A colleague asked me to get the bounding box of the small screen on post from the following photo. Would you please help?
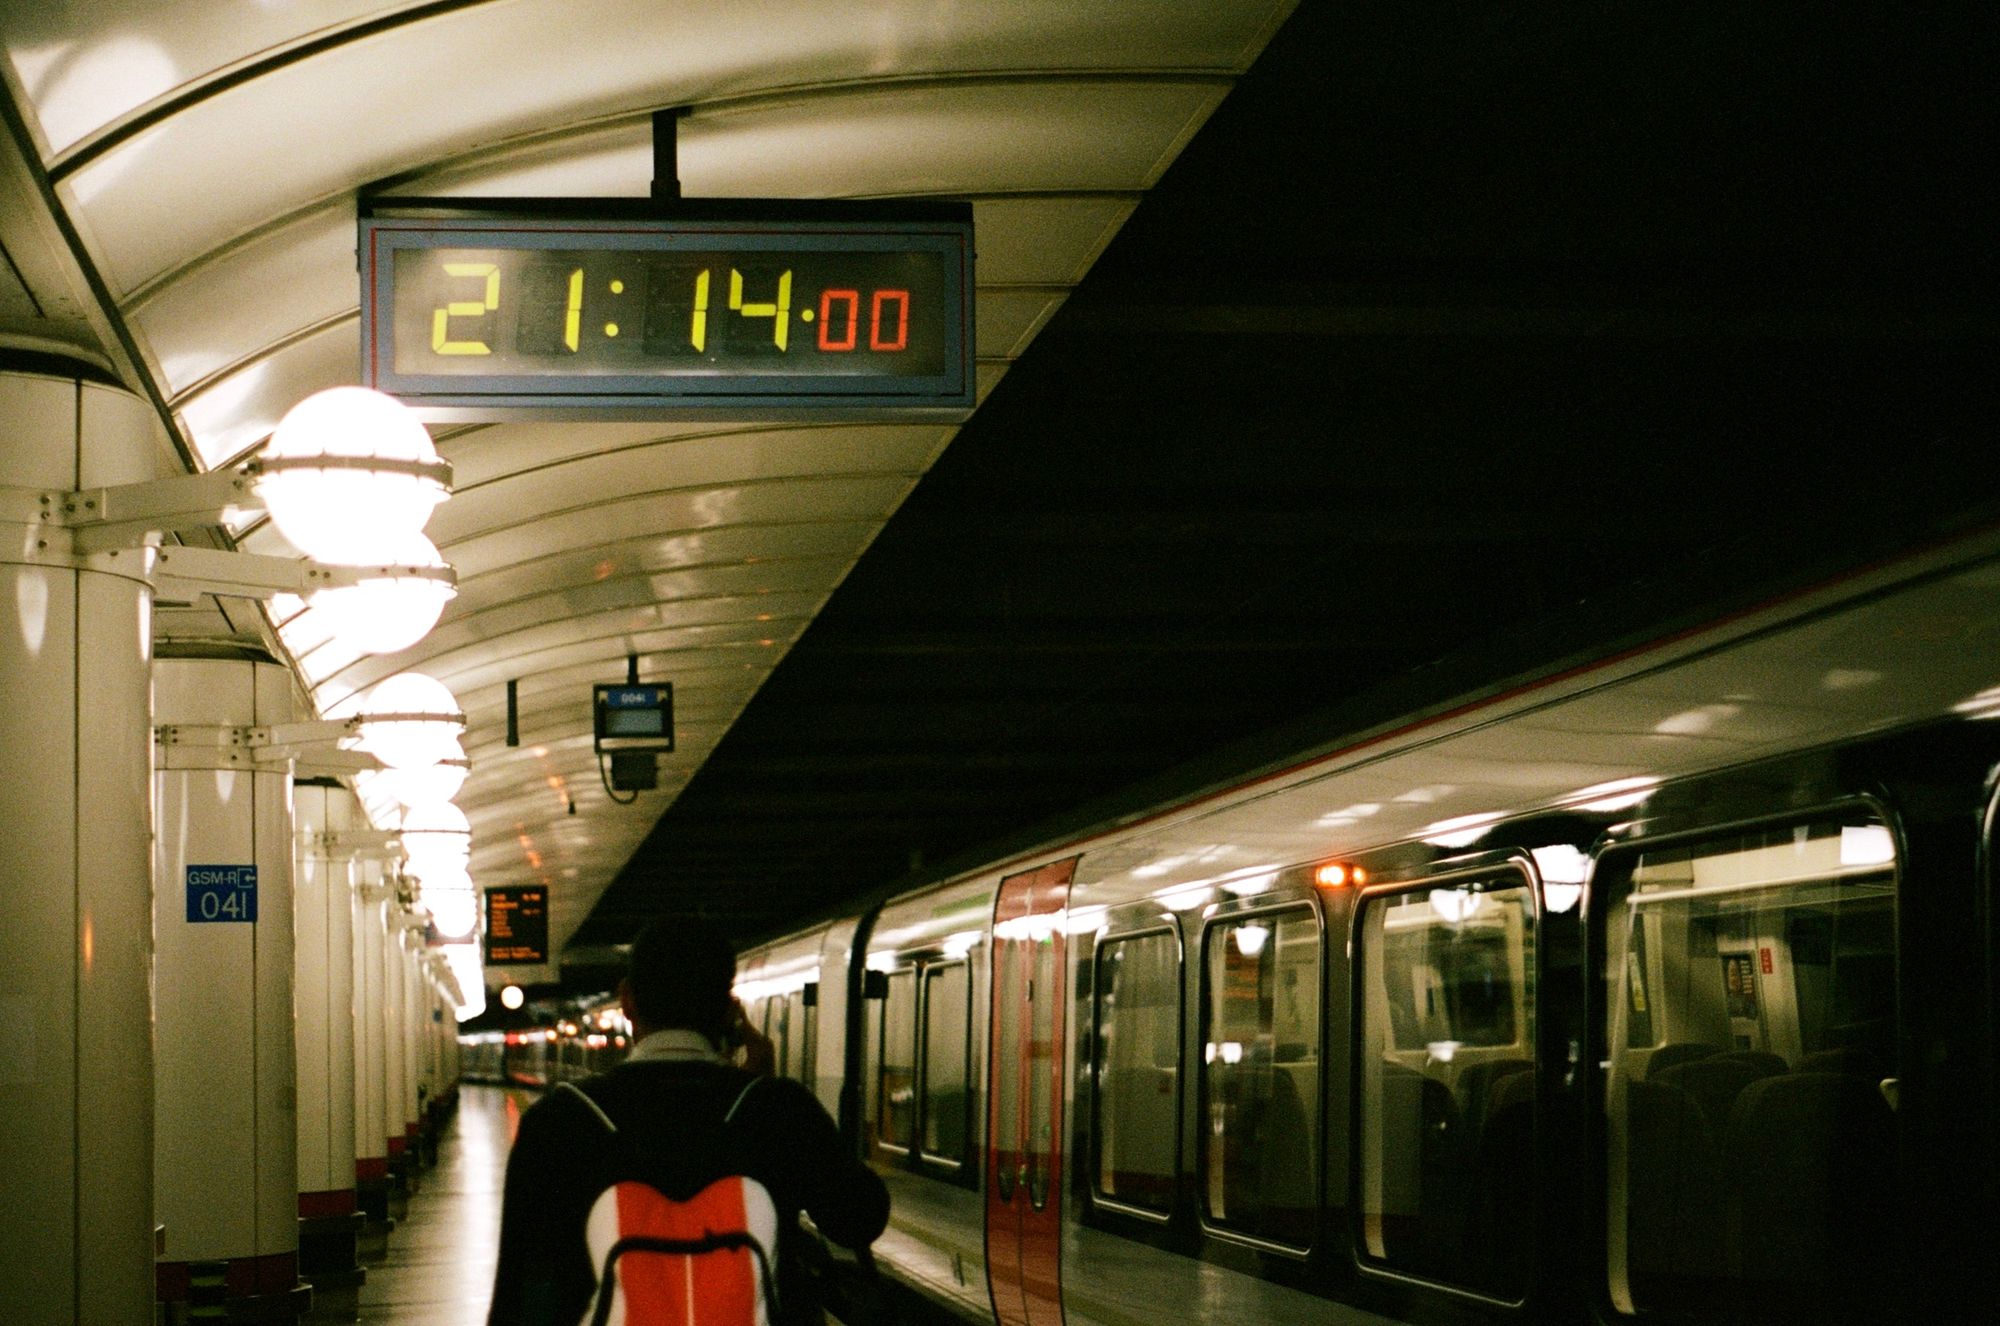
[604,708,665,737]
[594,682,674,753]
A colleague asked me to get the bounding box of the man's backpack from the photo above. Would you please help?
[559,1079,780,1326]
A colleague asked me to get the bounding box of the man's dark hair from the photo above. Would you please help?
[626,916,736,1040]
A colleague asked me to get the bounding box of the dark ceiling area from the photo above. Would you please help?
[561,5,1995,975]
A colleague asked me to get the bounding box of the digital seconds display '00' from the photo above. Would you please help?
[360,200,974,421]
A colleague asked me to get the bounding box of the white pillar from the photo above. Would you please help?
[0,372,158,1324]
[153,655,304,1319]
[352,867,391,1227]
[381,897,412,1197]
[293,781,365,1294]
[398,922,424,1160]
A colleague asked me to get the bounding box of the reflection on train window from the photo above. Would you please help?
[879,969,917,1151]
[993,940,1023,1201]
[1200,909,1320,1248]
[768,993,790,1079]
[1603,818,1898,1317]
[1025,922,1062,1209]
[1094,930,1180,1216]
[792,987,816,1089]
[861,980,882,1141]
[922,962,970,1165]
[1358,875,1536,1300]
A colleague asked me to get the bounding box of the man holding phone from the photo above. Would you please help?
[488,917,889,1325]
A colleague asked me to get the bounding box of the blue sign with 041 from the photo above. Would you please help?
[186,864,258,924]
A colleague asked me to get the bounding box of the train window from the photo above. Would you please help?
[1200,909,1320,1249]
[879,968,918,1151]
[1093,929,1180,1217]
[921,962,971,1165]
[1601,816,1899,1317]
[1357,872,1536,1299]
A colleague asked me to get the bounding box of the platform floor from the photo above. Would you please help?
[354,1084,525,1325]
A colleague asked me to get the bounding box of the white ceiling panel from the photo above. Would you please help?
[970,197,1139,286]
[173,317,355,467]
[438,474,917,578]
[977,289,1068,360]
[377,587,829,673]
[1,1,410,155]
[432,427,945,543]
[445,525,875,613]
[320,617,804,714]
[70,78,1229,294]
[128,199,354,392]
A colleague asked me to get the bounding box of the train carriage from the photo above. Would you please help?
[713,530,2000,1324]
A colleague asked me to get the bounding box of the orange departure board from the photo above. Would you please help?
[484,886,549,965]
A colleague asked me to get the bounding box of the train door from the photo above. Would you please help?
[985,857,1077,1326]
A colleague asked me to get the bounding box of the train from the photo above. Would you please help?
[469,528,2000,1324]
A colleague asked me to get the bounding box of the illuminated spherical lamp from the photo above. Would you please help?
[441,944,486,1022]
[357,672,465,770]
[500,985,526,1011]
[372,736,469,809]
[412,860,474,894]
[401,801,471,871]
[308,530,456,656]
[255,386,449,563]
[426,888,479,941]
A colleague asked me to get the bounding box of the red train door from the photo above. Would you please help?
[985,857,1077,1326]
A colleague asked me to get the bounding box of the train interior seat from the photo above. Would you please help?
[1652,1054,1782,1132]
[1622,1077,1726,1302]
[1724,1071,1894,1298]
[1260,1064,1317,1243]
[1644,1041,1722,1077]
[1462,1070,1536,1298]
[1373,1062,1464,1273]
[1452,1057,1532,1141]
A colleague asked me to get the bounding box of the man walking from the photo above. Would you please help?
[489,918,889,1325]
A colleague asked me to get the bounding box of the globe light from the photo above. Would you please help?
[307,530,456,656]
[400,801,471,871]
[412,860,474,894]
[364,737,469,809]
[426,887,479,941]
[442,944,487,1022]
[255,386,449,564]
[357,672,465,770]
[500,985,525,1011]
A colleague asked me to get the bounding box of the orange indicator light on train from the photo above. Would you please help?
[1315,863,1349,888]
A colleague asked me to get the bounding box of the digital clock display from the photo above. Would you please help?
[360,202,973,420]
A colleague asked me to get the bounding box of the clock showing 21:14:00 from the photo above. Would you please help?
[360,206,974,416]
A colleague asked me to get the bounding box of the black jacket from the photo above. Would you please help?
[488,1058,889,1326]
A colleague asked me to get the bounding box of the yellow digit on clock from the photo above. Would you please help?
[728,268,792,351]
[431,262,499,355]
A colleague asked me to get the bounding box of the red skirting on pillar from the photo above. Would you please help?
[299,1188,357,1220]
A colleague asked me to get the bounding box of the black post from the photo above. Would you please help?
[651,107,690,203]
[627,653,640,685]
[505,678,519,746]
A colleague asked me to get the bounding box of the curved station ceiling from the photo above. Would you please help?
[0,1,1298,988]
